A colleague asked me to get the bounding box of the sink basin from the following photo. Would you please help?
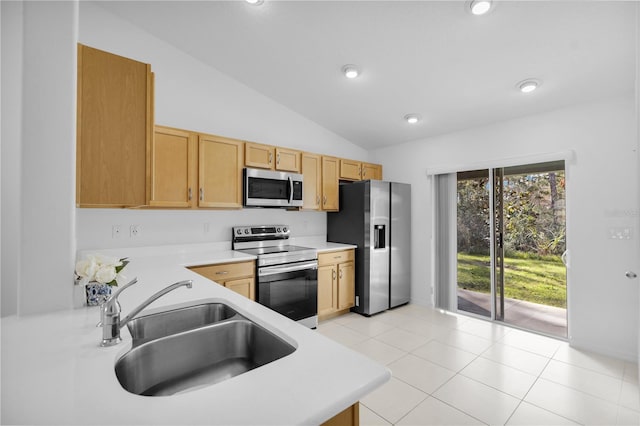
[126,302,239,346]
[115,318,296,396]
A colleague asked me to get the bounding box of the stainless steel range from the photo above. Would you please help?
[232,225,318,328]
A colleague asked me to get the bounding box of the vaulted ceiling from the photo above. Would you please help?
[96,1,637,150]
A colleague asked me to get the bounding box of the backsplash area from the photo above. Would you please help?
[76,208,327,250]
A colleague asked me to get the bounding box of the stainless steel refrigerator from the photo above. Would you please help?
[327,180,411,315]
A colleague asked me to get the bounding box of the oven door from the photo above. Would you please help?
[257,260,318,325]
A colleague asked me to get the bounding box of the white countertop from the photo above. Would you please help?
[1,241,387,425]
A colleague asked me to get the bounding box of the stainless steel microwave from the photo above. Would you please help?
[243,168,303,208]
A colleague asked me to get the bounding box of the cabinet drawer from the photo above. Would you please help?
[318,249,354,266]
[189,260,254,282]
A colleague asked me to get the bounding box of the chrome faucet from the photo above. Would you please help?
[99,278,193,347]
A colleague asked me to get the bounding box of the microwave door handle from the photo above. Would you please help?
[288,176,294,204]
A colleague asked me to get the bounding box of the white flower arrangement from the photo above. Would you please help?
[75,254,129,287]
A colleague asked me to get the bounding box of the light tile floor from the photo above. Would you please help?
[317,304,640,426]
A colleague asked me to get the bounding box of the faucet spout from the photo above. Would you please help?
[120,280,193,328]
[99,279,193,347]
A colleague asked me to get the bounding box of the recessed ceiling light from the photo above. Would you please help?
[469,0,492,15]
[341,65,359,79]
[246,0,264,5]
[404,114,421,124]
[517,79,541,93]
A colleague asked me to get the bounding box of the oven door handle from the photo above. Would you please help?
[259,261,318,277]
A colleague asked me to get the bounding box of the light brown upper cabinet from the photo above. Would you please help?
[362,162,383,180]
[339,159,362,181]
[301,153,322,210]
[199,134,244,208]
[339,159,383,182]
[321,156,340,211]
[245,142,301,172]
[149,126,197,208]
[150,126,243,209]
[76,44,153,208]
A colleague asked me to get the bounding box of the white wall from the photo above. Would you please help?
[77,209,326,250]
[75,2,368,251]
[1,1,24,317]
[373,96,640,360]
[1,1,78,316]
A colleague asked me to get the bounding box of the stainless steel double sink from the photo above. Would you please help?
[114,301,296,396]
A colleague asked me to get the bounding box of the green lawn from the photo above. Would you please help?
[457,252,567,308]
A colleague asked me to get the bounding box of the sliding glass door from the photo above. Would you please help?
[456,170,492,318]
[454,161,567,338]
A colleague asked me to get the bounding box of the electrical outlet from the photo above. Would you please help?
[130,225,141,238]
[112,225,122,239]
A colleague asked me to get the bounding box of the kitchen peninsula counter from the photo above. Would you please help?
[1,242,388,425]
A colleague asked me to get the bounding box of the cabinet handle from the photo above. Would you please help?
[334,255,342,260]
[339,269,343,279]
[332,270,336,280]
[316,195,320,205]
[323,195,327,205]
[362,169,366,177]
[188,187,192,200]
[277,153,280,165]
[199,188,203,201]
[215,271,229,275]
[269,152,273,164]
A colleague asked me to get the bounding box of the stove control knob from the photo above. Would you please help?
[283,227,287,233]
[276,227,281,232]
[236,229,242,235]
[244,229,249,234]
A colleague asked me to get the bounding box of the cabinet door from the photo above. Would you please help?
[337,261,355,310]
[318,264,337,316]
[339,159,362,181]
[275,148,300,172]
[245,142,274,169]
[321,156,339,211]
[362,163,382,181]
[225,277,255,301]
[301,153,322,210]
[149,126,196,207]
[198,135,244,208]
[76,44,152,207]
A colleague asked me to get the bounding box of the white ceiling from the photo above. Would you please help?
[96,1,637,150]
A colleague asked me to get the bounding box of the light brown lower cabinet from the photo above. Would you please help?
[188,260,255,300]
[322,403,360,426]
[318,249,355,320]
